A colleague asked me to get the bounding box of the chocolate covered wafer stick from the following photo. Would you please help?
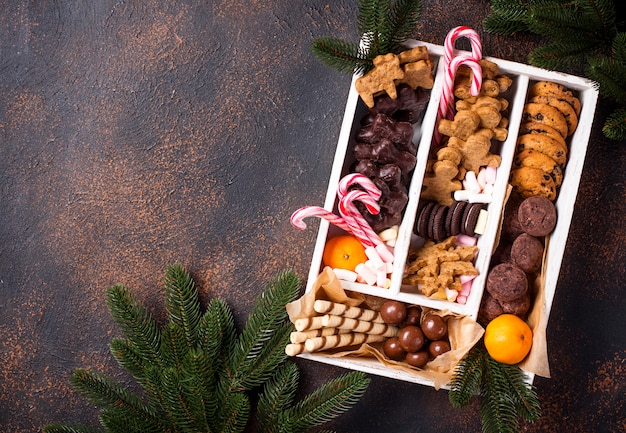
[321,314,399,336]
[285,343,306,357]
[294,315,327,332]
[290,327,349,344]
[313,299,384,323]
[304,332,386,352]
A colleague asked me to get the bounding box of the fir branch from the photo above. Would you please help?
[483,11,530,35]
[227,270,301,390]
[164,263,201,350]
[160,367,208,433]
[105,284,164,369]
[387,0,422,53]
[528,39,600,70]
[257,361,300,433]
[97,407,163,433]
[161,322,190,372]
[311,37,372,75]
[109,337,146,384]
[198,297,237,363]
[70,369,163,431]
[279,371,370,432]
[180,348,218,423]
[215,392,251,433]
[43,424,102,433]
[612,32,626,63]
[602,107,626,140]
[357,0,390,54]
[480,356,521,433]
[448,343,486,408]
[587,54,626,104]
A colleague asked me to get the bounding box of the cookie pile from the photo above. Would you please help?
[510,81,581,201]
[479,194,557,324]
[422,59,513,207]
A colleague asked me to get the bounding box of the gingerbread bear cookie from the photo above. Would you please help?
[448,128,502,174]
[355,53,405,108]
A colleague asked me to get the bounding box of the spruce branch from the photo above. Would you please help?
[602,107,626,140]
[312,0,423,75]
[164,263,201,350]
[448,343,486,408]
[46,267,367,433]
[105,284,164,369]
[257,362,301,433]
[279,371,370,432]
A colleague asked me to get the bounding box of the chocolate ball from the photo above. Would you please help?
[421,314,447,340]
[510,233,544,273]
[487,262,528,302]
[383,337,406,361]
[398,326,425,353]
[380,300,407,325]
[403,306,422,327]
[428,340,451,358]
[405,350,430,368]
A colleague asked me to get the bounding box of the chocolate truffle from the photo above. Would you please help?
[487,262,528,302]
[500,292,532,318]
[517,196,557,237]
[478,292,505,324]
[511,233,545,273]
[501,193,525,241]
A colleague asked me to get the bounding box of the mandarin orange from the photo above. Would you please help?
[484,314,533,365]
[322,234,368,272]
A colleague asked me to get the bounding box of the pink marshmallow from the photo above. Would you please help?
[477,168,487,189]
[460,280,473,296]
[456,233,477,246]
[459,274,477,284]
[456,295,467,304]
[375,243,395,263]
[485,165,497,184]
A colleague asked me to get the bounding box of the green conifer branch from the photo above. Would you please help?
[602,107,626,139]
[280,371,370,432]
[105,284,164,369]
[387,0,423,52]
[448,343,486,408]
[45,267,368,433]
[164,263,201,350]
[311,37,372,75]
[257,361,300,433]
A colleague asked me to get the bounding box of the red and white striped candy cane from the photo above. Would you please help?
[290,206,352,232]
[439,55,483,121]
[338,189,383,247]
[337,173,382,201]
[444,26,482,66]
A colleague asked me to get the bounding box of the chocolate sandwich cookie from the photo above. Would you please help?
[510,233,545,273]
[432,204,448,242]
[517,196,557,237]
[463,203,483,237]
[445,201,460,235]
[415,201,436,238]
[451,200,468,236]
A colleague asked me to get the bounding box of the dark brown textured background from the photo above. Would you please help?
[1,0,624,432]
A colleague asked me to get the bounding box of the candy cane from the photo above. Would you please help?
[444,26,482,66]
[290,206,352,232]
[338,189,383,247]
[440,55,482,120]
[337,173,382,201]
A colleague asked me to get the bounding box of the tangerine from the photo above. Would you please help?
[322,234,368,272]
[484,314,533,365]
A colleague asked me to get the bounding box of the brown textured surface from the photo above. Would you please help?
[1,0,624,432]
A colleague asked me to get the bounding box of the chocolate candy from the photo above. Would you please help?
[380,300,407,325]
[383,337,406,361]
[421,314,447,341]
[398,326,425,353]
[428,340,451,358]
[405,350,430,368]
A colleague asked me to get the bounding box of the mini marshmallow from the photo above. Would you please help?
[467,193,492,204]
[459,274,477,284]
[376,269,387,287]
[477,167,487,189]
[378,225,398,242]
[482,182,494,196]
[460,280,473,296]
[453,189,472,201]
[473,209,489,235]
[355,263,377,286]
[445,287,459,302]
[365,246,385,269]
[333,268,357,282]
[375,243,395,263]
[456,295,467,304]
[456,233,477,246]
[463,171,481,193]
[485,165,497,184]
